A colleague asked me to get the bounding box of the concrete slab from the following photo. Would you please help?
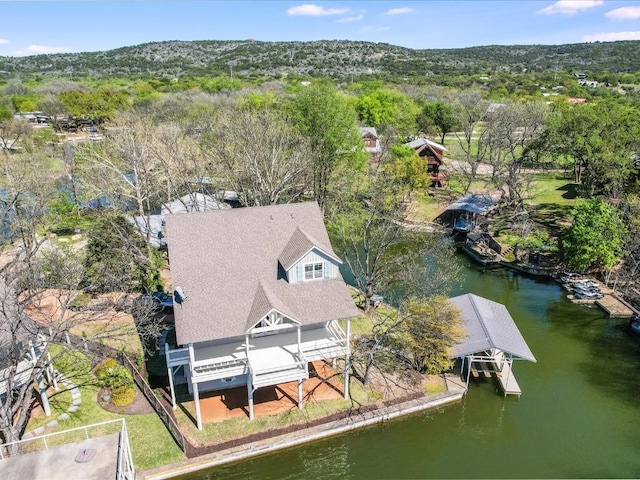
[0,433,119,480]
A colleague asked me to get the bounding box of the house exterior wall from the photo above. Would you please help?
[287,248,340,284]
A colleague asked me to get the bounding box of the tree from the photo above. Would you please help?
[327,170,461,312]
[200,106,312,206]
[59,88,129,122]
[562,198,627,272]
[292,82,365,209]
[481,101,548,209]
[83,214,162,293]
[396,296,464,374]
[541,101,640,198]
[417,101,456,145]
[356,88,419,138]
[384,144,431,202]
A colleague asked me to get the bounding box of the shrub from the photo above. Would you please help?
[96,360,134,390]
[111,385,136,407]
[94,358,118,376]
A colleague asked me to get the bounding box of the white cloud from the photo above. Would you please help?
[537,0,603,15]
[287,4,350,16]
[0,38,9,45]
[583,31,640,41]
[359,25,390,33]
[14,45,72,56]
[605,6,640,20]
[382,7,414,16]
[337,13,364,23]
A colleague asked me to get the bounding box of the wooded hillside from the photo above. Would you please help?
[1,39,639,79]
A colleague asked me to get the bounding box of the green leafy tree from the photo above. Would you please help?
[356,88,419,137]
[417,101,456,145]
[396,296,464,374]
[60,88,130,122]
[562,198,626,272]
[384,144,430,202]
[84,214,162,293]
[292,81,365,209]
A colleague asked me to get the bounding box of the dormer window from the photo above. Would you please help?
[304,261,324,281]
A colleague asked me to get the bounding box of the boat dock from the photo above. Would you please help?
[495,361,521,397]
[596,292,638,318]
[469,359,522,398]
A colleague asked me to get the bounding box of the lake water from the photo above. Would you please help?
[178,258,640,479]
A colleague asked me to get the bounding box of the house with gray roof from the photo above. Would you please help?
[164,202,360,428]
[405,137,449,187]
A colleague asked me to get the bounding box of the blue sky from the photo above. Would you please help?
[1,1,640,57]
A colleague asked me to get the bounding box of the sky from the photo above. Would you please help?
[1,0,640,57]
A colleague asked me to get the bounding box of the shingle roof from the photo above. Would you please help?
[278,227,340,272]
[449,293,536,362]
[165,202,360,345]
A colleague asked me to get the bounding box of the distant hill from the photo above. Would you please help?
[1,39,639,79]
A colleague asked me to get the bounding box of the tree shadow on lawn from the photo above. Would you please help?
[556,183,579,200]
[529,203,574,238]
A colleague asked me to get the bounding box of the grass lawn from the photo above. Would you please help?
[24,345,185,471]
[527,173,579,206]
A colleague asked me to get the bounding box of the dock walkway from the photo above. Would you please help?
[495,361,521,397]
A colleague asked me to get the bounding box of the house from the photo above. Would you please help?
[405,137,448,187]
[128,193,232,248]
[360,127,382,163]
[0,280,56,420]
[164,202,360,429]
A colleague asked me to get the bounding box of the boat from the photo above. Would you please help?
[630,315,640,336]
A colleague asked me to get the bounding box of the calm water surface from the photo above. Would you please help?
[178,259,640,479]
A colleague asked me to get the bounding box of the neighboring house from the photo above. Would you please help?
[405,137,448,187]
[578,80,598,88]
[160,192,230,215]
[164,202,360,429]
[360,127,382,163]
[0,280,55,419]
[128,193,232,248]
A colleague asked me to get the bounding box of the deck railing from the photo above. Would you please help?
[0,419,135,480]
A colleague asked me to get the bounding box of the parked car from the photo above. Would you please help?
[134,291,174,313]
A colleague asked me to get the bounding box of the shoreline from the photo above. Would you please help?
[139,387,465,479]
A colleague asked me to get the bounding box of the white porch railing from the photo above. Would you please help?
[0,418,135,480]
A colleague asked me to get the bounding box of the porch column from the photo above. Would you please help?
[37,373,51,417]
[47,352,58,391]
[297,379,303,410]
[247,375,254,420]
[193,380,203,430]
[167,367,177,409]
[344,318,351,399]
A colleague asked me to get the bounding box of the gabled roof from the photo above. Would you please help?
[445,194,498,215]
[161,192,230,215]
[246,283,299,331]
[278,227,341,272]
[406,137,448,154]
[360,127,379,138]
[449,293,536,362]
[165,202,360,345]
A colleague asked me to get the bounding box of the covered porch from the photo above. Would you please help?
[166,320,351,429]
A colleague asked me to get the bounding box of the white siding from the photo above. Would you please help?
[287,248,340,284]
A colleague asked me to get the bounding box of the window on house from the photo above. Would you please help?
[304,262,324,280]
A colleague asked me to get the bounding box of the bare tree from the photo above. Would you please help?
[201,107,312,206]
[481,101,548,209]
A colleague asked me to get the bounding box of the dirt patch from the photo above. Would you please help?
[98,385,154,415]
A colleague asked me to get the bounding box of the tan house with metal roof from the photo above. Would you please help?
[164,202,360,429]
